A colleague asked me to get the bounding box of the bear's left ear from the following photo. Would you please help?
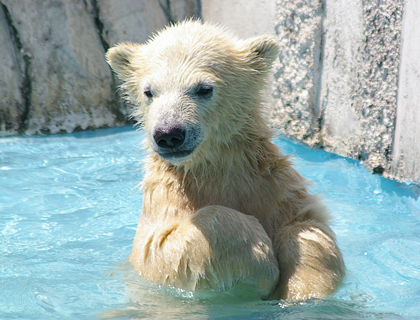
[243,35,279,72]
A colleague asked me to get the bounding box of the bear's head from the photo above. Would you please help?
[106,20,279,166]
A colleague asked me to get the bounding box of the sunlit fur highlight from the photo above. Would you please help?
[106,20,344,300]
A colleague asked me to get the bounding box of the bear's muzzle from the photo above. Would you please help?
[151,125,203,163]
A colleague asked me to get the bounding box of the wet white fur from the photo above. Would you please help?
[106,20,344,300]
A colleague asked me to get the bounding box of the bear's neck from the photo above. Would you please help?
[142,128,281,216]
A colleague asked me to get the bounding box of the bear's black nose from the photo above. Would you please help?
[153,128,185,149]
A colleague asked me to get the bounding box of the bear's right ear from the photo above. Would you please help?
[243,35,279,73]
[106,43,141,80]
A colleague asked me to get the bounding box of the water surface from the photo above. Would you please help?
[1,127,419,319]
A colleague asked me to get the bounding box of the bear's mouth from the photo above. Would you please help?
[156,148,197,165]
[158,149,194,160]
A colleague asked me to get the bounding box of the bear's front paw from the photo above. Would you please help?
[131,219,212,291]
[130,206,280,298]
[192,205,280,298]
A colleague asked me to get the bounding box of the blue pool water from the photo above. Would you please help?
[1,126,420,320]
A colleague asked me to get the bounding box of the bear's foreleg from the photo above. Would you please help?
[270,220,345,300]
[130,205,280,298]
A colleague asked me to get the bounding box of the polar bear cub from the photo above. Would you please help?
[106,20,344,300]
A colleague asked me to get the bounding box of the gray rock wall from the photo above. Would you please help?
[391,0,420,183]
[317,0,403,178]
[0,0,200,136]
[269,0,404,178]
[204,0,420,184]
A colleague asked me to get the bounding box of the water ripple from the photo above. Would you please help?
[0,127,419,319]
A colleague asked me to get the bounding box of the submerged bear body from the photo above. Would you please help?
[106,20,344,300]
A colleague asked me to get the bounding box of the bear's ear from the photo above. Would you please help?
[106,43,142,80]
[243,35,279,72]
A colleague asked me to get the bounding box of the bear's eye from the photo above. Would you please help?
[144,89,153,99]
[195,84,213,98]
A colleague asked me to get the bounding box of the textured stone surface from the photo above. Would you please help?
[391,0,420,183]
[318,0,364,155]
[4,0,120,135]
[0,4,25,135]
[271,0,323,146]
[272,0,404,179]
[0,0,198,136]
[167,0,202,23]
[350,0,402,175]
[202,0,275,38]
[317,0,403,176]
[97,0,168,47]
